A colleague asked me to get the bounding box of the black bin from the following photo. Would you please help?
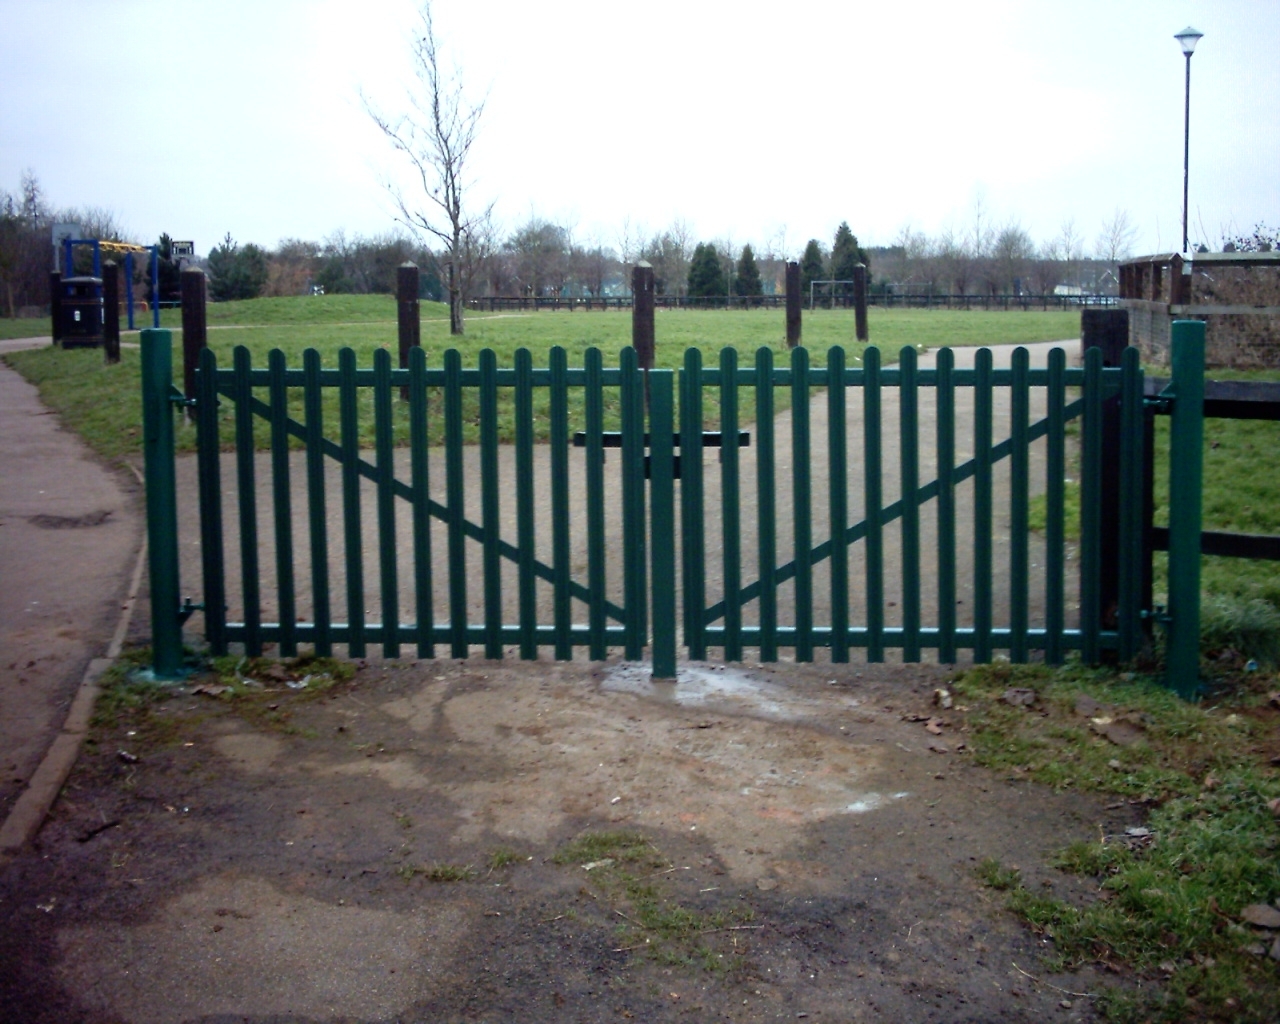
[61,276,104,348]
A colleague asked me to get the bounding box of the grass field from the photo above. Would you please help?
[2,298,1079,463]
[0,317,50,340]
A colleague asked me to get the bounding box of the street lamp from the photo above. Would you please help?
[1174,26,1203,253]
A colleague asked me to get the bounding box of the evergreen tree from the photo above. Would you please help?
[686,242,727,298]
[830,221,870,297]
[207,233,268,301]
[734,244,762,297]
[800,239,826,300]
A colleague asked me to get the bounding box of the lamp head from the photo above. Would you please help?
[1175,26,1203,56]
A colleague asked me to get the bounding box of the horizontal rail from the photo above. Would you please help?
[222,622,628,646]
[1145,376,1280,420]
[210,363,1118,390]
[573,430,750,449]
[1149,526,1280,561]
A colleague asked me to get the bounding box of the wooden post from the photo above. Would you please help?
[397,262,420,400]
[180,267,208,412]
[102,260,120,364]
[853,263,869,341]
[785,261,801,348]
[50,271,61,346]
[1082,307,1129,645]
[632,260,655,368]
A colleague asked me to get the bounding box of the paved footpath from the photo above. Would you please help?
[0,338,142,827]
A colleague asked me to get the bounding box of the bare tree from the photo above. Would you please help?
[1095,208,1139,263]
[365,1,488,334]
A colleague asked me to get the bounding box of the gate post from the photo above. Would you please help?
[785,261,801,347]
[181,267,207,419]
[141,328,184,678]
[632,262,655,406]
[853,263,869,341]
[649,369,677,679]
[1082,307,1128,648]
[397,262,420,401]
[1165,320,1205,698]
[50,271,62,346]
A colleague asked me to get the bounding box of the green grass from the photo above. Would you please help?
[960,662,1280,1022]
[552,830,754,971]
[0,317,50,340]
[2,301,1077,466]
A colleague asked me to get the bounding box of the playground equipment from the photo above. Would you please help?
[60,237,160,330]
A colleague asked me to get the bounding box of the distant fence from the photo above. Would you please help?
[467,293,1117,313]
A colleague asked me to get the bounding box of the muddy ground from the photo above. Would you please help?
[0,656,1139,1024]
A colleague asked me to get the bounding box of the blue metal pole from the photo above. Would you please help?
[151,246,160,328]
[125,252,135,330]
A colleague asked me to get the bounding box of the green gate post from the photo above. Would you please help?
[140,328,184,678]
[1165,320,1205,698]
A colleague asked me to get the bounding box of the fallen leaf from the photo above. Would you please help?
[927,740,949,754]
[925,718,945,735]
[934,688,952,709]
[1266,798,1280,818]
[1202,774,1220,790]
[1268,692,1280,711]
[192,684,229,697]
[1091,718,1145,747]
[756,877,778,891]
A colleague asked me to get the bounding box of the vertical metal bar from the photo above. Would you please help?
[1117,347,1144,661]
[828,346,850,662]
[196,347,227,656]
[444,348,467,658]
[338,347,365,658]
[268,349,297,657]
[620,346,647,660]
[549,347,572,659]
[863,346,883,662]
[756,347,778,662]
[650,369,677,678]
[1009,346,1029,662]
[680,349,706,660]
[479,348,502,659]
[936,347,956,663]
[303,350,331,656]
[373,348,399,657]
[408,346,433,658]
[1079,346,1102,664]
[792,345,813,662]
[1166,320,1205,698]
[585,348,607,660]
[899,346,921,662]
[141,329,183,676]
[720,347,742,661]
[234,345,262,656]
[974,347,993,663]
[515,348,537,659]
[1045,347,1066,664]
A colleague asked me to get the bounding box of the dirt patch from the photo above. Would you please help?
[0,657,1127,1022]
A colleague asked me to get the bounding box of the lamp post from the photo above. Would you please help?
[1175,26,1203,253]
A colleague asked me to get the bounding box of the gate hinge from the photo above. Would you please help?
[1141,605,1171,626]
[178,597,203,625]
[1144,382,1175,414]
[169,386,196,408]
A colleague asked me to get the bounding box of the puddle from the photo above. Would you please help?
[601,661,864,722]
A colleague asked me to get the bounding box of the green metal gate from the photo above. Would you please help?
[140,324,1208,693]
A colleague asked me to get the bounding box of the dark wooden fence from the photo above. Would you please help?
[467,293,1116,313]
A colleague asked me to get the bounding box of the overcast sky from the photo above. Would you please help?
[2,0,1276,259]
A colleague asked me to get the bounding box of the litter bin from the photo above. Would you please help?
[61,275,104,348]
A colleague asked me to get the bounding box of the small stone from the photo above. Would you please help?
[1074,694,1104,718]
[756,878,778,891]
[1059,999,1073,1009]
[1240,903,1280,929]
[934,688,952,709]
[1108,759,1122,770]
[1002,688,1036,707]
[1271,936,1280,962]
